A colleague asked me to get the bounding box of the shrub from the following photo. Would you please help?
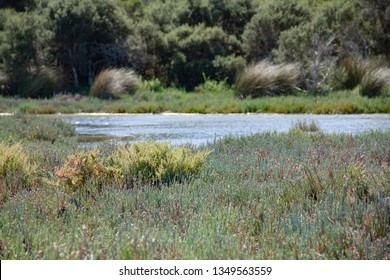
[212,55,246,84]
[111,142,211,186]
[54,143,211,191]
[235,61,300,98]
[195,77,230,94]
[89,68,139,99]
[55,150,121,192]
[140,78,164,92]
[0,143,35,188]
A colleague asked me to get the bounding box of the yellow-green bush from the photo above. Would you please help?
[111,142,211,186]
[54,143,211,191]
[0,143,35,187]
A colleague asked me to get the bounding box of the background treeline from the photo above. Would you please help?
[0,0,390,98]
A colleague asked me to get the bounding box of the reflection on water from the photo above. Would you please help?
[61,113,390,146]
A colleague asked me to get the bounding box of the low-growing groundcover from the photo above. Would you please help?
[0,115,389,259]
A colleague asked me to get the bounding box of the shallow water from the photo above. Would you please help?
[61,113,390,146]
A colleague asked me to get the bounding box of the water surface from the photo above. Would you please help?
[61,113,390,146]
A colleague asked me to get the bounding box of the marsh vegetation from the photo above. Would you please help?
[0,115,388,259]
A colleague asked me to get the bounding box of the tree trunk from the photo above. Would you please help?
[71,65,79,88]
[67,48,79,87]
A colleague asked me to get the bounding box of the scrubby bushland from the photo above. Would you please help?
[242,0,311,61]
[1,0,390,96]
[36,0,132,87]
[273,0,376,92]
[89,68,139,99]
[165,24,243,90]
[235,61,300,98]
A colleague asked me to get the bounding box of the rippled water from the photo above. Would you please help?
[61,113,390,146]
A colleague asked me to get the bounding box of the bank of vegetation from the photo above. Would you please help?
[0,0,389,113]
[0,115,389,259]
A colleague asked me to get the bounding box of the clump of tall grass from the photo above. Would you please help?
[361,68,390,97]
[89,68,140,99]
[235,60,300,98]
[290,120,321,133]
[139,78,164,92]
[333,57,390,97]
[10,68,63,98]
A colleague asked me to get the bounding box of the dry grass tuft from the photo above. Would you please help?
[334,57,390,97]
[89,68,139,99]
[235,60,300,98]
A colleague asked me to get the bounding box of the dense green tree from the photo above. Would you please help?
[0,9,41,77]
[36,0,132,87]
[0,0,35,11]
[166,24,243,89]
[273,0,375,91]
[362,0,390,57]
[242,0,311,62]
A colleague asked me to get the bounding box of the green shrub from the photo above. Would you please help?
[195,78,230,94]
[235,61,300,98]
[111,142,211,186]
[89,68,139,99]
[212,55,246,84]
[140,78,164,92]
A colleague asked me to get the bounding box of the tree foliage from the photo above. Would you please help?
[36,0,132,87]
[0,0,389,97]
